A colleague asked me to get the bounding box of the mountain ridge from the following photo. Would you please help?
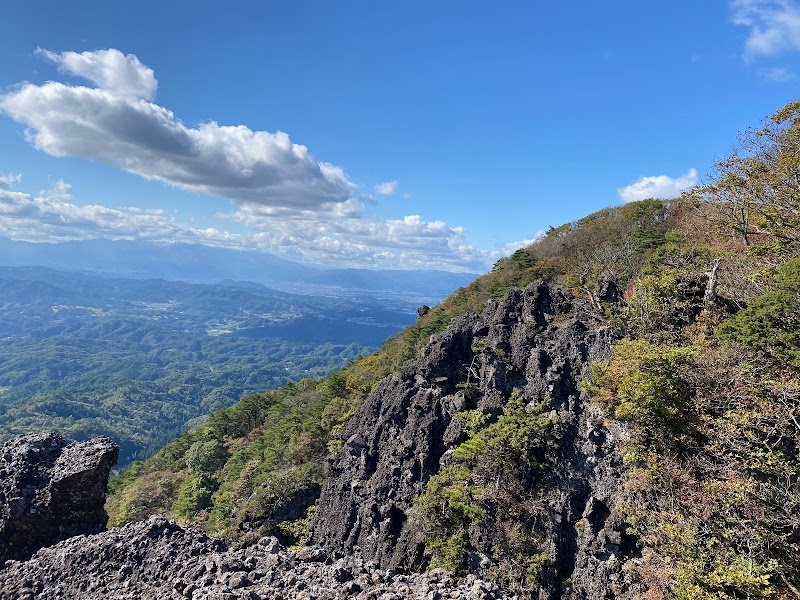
[4,103,800,598]
[0,236,479,297]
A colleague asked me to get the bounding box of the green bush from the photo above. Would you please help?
[415,392,555,586]
[173,473,219,522]
[717,257,800,368]
[185,439,228,473]
[583,339,697,448]
[415,464,483,575]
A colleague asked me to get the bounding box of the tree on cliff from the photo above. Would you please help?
[700,101,800,247]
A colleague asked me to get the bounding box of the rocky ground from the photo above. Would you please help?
[0,516,507,600]
[0,422,505,600]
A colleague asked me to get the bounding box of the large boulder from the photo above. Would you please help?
[0,432,119,564]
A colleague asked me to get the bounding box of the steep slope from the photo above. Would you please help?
[308,282,641,598]
[101,101,800,600]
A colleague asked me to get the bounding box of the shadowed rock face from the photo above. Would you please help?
[0,432,119,564]
[308,282,643,599]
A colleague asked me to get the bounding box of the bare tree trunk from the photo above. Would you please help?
[741,206,750,245]
[582,287,602,312]
[703,259,720,306]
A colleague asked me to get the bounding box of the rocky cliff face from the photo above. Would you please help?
[0,432,118,564]
[309,282,643,598]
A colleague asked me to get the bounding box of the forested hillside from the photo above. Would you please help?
[0,270,418,464]
[108,103,800,598]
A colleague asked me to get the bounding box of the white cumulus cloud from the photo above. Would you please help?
[0,49,355,215]
[36,48,158,100]
[617,168,698,203]
[0,174,22,189]
[0,178,499,272]
[225,206,495,271]
[731,0,800,57]
[0,184,186,243]
[374,180,399,196]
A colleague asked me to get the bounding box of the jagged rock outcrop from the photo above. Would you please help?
[309,282,644,598]
[0,432,119,565]
[0,516,507,600]
[0,434,503,599]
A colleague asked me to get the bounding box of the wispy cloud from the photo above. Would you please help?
[0,174,22,189]
[374,180,399,196]
[760,65,795,79]
[617,168,697,203]
[731,0,800,57]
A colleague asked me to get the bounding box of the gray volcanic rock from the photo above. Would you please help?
[0,516,507,599]
[0,434,502,599]
[0,432,118,564]
[308,282,644,598]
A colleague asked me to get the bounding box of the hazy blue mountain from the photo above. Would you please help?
[0,237,477,299]
[0,237,314,283]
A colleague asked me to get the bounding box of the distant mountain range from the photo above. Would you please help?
[0,238,481,465]
[0,237,478,299]
[0,265,425,464]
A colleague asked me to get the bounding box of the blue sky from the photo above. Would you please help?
[1,1,799,272]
